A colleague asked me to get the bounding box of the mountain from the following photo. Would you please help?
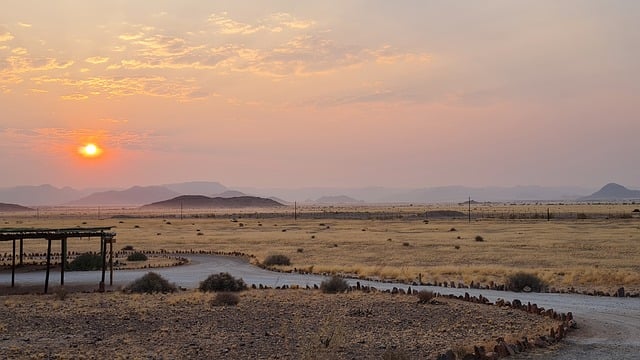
[0,202,34,212]
[313,195,366,205]
[0,184,85,206]
[578,183,640,201]
[238,185,591,203]
[68,186,179,206]
[214,190,247,198]
[163,181,228,196]
[142,195,284,209]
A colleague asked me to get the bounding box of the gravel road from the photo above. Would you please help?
[2,255,639,359]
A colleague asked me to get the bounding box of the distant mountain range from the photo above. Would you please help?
[578,183,640,201]
[1,181,638,207]
[142,195,284,209]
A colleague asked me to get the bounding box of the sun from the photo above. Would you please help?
[78,143,103,158]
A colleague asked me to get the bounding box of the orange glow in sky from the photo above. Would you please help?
[78,143,103,158]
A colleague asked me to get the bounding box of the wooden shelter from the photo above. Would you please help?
[0,227,116,293]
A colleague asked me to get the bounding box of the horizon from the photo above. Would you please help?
[2,1,639,189]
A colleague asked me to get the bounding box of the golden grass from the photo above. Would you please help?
[1,203,639,293]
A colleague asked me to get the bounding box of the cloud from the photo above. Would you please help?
[0,127,160,152]
[207,12,315,35]
[32,75,208,101]
[85,56,109,64]
[0,27,13,42]
[18,22,32,28]
[60,93,88,101]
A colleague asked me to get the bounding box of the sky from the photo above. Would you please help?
[1,1,639,190]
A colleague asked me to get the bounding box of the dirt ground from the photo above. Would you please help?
[0,289,561,359]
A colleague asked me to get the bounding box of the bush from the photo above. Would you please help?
[126,252,148,261]
[475,235,484,242]
[320,276,349,294]
[67,253,102,271]
[121,245,134,251]
[576,213,588,219]
[505,272,546,292]
[263,254,291,266]
[199,272,247,292]
[124,272,176,294]
[416,290,435,303]
[211,292,240,306]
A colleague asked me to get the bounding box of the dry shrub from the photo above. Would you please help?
[211,292,240,306]
[125,272,177,294]
[67,253,102,271]
[199,272,247,292]
[263,254,291,266]
[126,251,147,261]
[416,290,435,303]
[475,235,484,242]
[320,276,349,294]
[506,272,546,292]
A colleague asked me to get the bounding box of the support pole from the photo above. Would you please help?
[109,236,114,286]
[45,238,52,294]
[19,238,23,266]
[100,233,107,291]
[60,238,67,286]
[11,238,16,287]
[468,196,471,223]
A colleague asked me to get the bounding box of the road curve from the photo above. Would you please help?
[2,255,638,359]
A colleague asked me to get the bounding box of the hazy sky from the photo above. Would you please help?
[1,1,638,189]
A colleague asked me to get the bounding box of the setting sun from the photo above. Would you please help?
[78,143,103,158]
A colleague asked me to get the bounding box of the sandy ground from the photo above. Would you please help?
[0,289,560,359]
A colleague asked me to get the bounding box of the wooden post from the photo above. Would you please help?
[109,236,114,286]
[294,201,297,221]
[100,233,107,291]
[45,238,52,294]
[19,238,23,266]
[60,238,67,286]
[547,208,550,221]
[11,238,16,287]
[468,196,471,223]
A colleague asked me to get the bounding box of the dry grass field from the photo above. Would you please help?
[2,203,639,294]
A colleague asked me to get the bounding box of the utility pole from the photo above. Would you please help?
[468,196,471,223]
[294,201,297,221]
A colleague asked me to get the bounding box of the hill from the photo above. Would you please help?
[142,195,285,209]
[68,186,179,206]
[0,202,34,212]
[214,190,247,198]
[0,184,85,206]
[579,183,640,201]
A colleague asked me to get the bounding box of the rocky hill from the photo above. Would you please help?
[579,183,640,201]
[141,195,284,209]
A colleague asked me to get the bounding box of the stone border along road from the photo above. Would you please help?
[1,255,638,359]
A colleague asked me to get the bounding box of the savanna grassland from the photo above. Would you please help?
[2,203,639,294]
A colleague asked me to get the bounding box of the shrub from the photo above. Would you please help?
[505,272,546,292]
[416,290,436,303]
[576,213,588,219]
[449,227,457,232]
[54,286,68,301]
[199,272,247,292]
[211,292,240,306]
[263,254,291,266]
[121,245,134,251]
[124,272,176,294]
[320,276,349,294]
[633,209,639,213]
[126,251,148,261]
[67,253,102,271]
[475,235,484,242]
[402,242,410,247]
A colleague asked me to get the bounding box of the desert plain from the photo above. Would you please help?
[1,203,638,359]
